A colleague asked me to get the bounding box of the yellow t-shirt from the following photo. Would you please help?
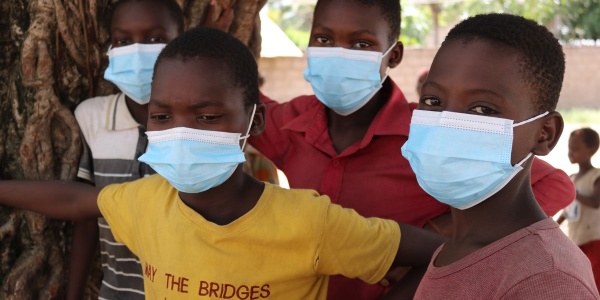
[97,175,400,300]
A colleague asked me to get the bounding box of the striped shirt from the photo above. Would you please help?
[75,93,153,299]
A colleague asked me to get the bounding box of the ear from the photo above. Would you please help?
[532,111,564,156]
[387,41,404,69]
[249,102,266,136]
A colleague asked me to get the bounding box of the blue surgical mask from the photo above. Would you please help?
[104,43,166,105]
[139,105,257,193]
[401,110,549,210]
[303,43,396,116]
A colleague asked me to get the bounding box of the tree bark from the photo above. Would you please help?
[0,0,265,298]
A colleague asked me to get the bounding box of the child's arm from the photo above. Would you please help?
[393,223,446,267]
[67,219,99,300]
[379,267,428,300]
[574,178,600,208]
[0,180,101,220]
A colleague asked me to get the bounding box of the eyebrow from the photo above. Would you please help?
[422,81,506,102]
[112,25,167,33]
[150,99,225,108]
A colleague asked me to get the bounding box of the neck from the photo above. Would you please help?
[124,95,148,126]
[578,161,594,174]
[327,80,390,153]
[450,171,547,247]
[178,166,265,226]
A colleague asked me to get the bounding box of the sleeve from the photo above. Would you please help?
[501,271,599,299]
[77,132,95,183]
[314,203,401,284]
[97,181,139,255]
[248,93,292,168]
[531,157,576,216]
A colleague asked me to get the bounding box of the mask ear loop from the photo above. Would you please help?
[512,111,549,127]
[380,42,397,81]
[240,104,257,150]
[511,111,549,166]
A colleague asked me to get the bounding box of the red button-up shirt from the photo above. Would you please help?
[250,79,574,300]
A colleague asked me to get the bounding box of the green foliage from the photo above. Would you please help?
[400,4,432,46]
[558,0,600,40]
[265,0,600,48]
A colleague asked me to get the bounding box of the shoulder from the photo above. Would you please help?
[100,174,172,199]
[74,93,119,124]
[502,269,599,299]
[265,183,330,208]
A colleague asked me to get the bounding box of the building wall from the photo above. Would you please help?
[258,46,600,109]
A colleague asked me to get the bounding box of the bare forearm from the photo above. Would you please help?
[0,180,101,220]
[380,267,427,300]
[67,220,100,300]
[394,223,446,267]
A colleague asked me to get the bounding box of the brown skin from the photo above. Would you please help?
[67,2,180,299]
[0,57,444,277]
[148,58,267,225]
[309,0,403,153]
[418,39,563,267]
[568,131,600,208]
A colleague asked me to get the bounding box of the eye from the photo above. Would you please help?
[420,97,441,107]
[352,41,371,49]
[113,38,129,47]
[315,35,332,45]
[470,106,498,115]
[149,114,171,122]
[148,36,165,43]
[196,114,223,122]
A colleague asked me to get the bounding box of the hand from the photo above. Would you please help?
[201,0,235,32]
[379,266,411,287]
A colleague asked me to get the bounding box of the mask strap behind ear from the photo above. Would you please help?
[383,42,397,57]
[240,104,257,150]
[513,111,549,127]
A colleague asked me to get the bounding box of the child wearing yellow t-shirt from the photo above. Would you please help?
[0,28,444,299]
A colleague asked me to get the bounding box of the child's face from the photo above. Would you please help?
[568,132,594,164]
[148,58,263,137]
[420,40,543,164]
[110,1,180,47]
[309,0,402,76]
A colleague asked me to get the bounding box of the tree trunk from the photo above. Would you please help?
[0,0,265,298]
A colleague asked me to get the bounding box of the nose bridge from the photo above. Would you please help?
[171,108,197,129]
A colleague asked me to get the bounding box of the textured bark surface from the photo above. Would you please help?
[0,0,265,298]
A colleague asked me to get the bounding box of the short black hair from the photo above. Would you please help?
[572,128,600,154]
[443,13,565,113]
[155,27,259,108]
[111,0,185,33]
[314,0,401,44]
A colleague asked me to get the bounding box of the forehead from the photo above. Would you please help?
[428,39,536,115]
[151,58,243,107]
[313,0,390,37]
[111,1,177,31]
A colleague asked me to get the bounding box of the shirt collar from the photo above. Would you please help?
[282,78,414,139]
[105,93,141,131]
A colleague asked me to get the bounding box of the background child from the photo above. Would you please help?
[0,27,446,300]
[560,128,600,290]
[249,0,576,298]
[401,13,598,299]
[68,0,183,299]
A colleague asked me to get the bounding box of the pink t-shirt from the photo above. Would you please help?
[415,218,599,299]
